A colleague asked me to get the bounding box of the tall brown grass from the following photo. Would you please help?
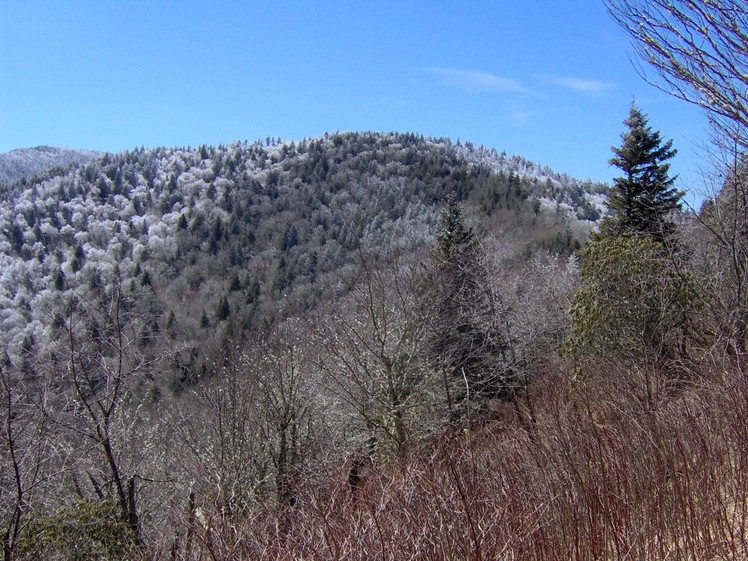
[166,364,748,561]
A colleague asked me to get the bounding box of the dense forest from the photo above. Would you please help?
[0,130,611,559]
[1,1,747,558]
[0,132,603,386]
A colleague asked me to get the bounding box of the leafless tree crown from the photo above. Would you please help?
[605,0,748,149]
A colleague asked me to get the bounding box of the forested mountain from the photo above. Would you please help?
[0,145,101,187]
[4,0,747,556]
[3,127,747,561]
[0,132,604,388]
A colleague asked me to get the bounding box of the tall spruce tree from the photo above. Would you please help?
[565,104,694,379]
[601,103,681,242]
[427,196,512,416]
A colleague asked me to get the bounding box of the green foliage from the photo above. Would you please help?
[600,103,681,242]
[436,195,477,262]
[567,105,692,375]
[563,235,694,368]
[177,213,188,230]
[17,500,136,561]
[53,268,65,291]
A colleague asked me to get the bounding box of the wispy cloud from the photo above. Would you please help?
[542,75,615,94]
[425,68,530,94]
[506,103,547,124]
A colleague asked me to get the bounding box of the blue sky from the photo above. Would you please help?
[0,1,709,189]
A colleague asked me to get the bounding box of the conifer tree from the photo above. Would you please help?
[566,104,694,379]
[216,296,230,321]
[427,196,512,415]
[601,103,681,242]
[436,195,479,267]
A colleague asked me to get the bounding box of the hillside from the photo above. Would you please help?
[0,132,605,386]
[0,145,101,187]
[2,130,746,561]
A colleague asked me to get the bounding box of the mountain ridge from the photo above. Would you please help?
[0,145,102,187]
[0,131,605,386]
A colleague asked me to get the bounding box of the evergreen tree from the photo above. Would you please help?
[427,196,513,415]
[177,213,188,230]
[565,107,695,378]
[601,103,681,242]
[563,235,694,373]
[53,269,65,291]
[216,296,230,321]
[436,195,478,264]
[229,273,242,292]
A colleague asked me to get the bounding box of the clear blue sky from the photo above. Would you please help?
[0,1,709,189]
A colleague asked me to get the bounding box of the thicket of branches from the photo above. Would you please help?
[605,0,748,151]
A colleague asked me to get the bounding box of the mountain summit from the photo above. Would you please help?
[0,145,101,187]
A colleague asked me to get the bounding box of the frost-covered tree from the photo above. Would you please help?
[42,270,172,547]
[317,249,436,455]
[0,131,604,396]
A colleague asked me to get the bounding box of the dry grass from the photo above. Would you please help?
[164,365,748,561]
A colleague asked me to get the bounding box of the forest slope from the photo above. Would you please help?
[0,132,605,387]
[0,146,101,187]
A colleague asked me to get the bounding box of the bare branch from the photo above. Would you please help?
[605,0,748,149]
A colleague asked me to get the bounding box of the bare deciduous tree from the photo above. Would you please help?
[0,365,51,561]
[247,319,321,508]
[170,319,327,559]
[690,160,748,370]
[605,0,748,151]
[45,268,172,549]
[317,249,439,456]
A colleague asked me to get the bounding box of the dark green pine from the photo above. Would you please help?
[601,102,682,242]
